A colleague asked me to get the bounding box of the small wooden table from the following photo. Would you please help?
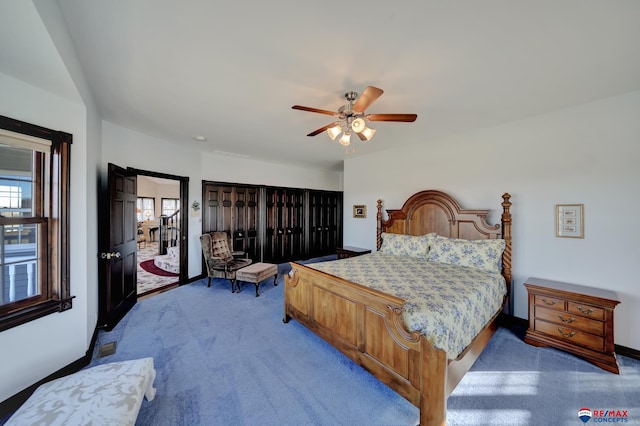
[336,246,372,259]
[524,277,620,373]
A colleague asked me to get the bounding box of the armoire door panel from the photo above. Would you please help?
[219,186,234,231]
[203,186,220,232]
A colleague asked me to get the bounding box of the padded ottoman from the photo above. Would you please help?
[6,357,156,426]
[235,262,278,297]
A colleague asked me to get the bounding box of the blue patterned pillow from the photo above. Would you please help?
[427,236,505,273]
[379,233,436,259]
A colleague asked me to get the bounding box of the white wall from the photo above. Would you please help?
[343,90,640,350]
[33,0,103,352]
[102,121,343,280]
[0,72,90,402]
[0,0,101,404]
[199,152,343,191]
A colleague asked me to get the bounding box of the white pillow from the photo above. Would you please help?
[379,232,436,259]
[427,235,505,273]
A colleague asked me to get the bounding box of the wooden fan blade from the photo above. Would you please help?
[352,86,384,113]
[355,132,367,141]
[366,113,417,122]
[292,105,338,116]
[307,122,339,137]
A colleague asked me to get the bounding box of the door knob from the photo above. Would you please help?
[100,252,122,260]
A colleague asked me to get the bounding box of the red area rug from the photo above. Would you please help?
[140,259,179,277]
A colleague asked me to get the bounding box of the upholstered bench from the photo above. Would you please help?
[6,358,156,426]
[235,262,278,297]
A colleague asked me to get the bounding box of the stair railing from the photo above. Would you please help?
[158,209,180,255]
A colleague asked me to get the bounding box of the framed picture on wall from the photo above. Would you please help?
[353,205,367,218]
[556,204,584,238]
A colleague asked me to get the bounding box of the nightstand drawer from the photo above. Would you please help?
[534,320,604,352]
[568,302,604,320]
[534,294,565,310]
[534,306,604,335]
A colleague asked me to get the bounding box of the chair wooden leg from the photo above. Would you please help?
[273,274,278,286]
[207,277,211,288]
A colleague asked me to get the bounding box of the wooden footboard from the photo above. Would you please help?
[284,263,502,425]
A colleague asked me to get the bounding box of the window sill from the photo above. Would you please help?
[0,297,74,332]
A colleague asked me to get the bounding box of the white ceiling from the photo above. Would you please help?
[3,1,640,172]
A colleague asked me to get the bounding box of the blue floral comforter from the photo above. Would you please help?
[306,252,506,359]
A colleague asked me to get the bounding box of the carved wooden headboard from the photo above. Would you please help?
[376,190,512,288]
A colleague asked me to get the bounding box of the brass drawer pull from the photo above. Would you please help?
[577,305,594,315]
[542,298,556,306]
[558,314,575,323]
[557,328,576,338]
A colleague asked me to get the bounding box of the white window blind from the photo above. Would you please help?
[0,128,51,153]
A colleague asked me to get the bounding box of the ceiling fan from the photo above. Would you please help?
[292,86,417,147]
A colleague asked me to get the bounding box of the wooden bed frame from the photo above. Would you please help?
[283,190,512,426]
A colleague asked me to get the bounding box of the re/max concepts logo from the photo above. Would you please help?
[578,407,630,423]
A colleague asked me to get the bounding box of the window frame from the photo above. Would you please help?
[0,115,72,332]
[136,197,155,221]
[161,197,179,217]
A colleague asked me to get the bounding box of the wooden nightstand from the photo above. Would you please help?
[336,246,372,259]
[524,277,620,373]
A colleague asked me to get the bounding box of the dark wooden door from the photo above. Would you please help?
[308,190,324,258]
[325,191,342,253]
[285,189,305,259]
[203,184,233,231]
[265,188,306,262]
[99,163,137,330]
[232,186,259,259]
[202,183,220,232]
[308,190,342,257]
[264,187,292,263]
[202,182,342,263]
[203,183,260,260]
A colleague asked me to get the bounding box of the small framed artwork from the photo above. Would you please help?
[556,204,584,238]
[353,205,367,218]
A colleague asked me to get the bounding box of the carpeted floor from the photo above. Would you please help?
[88,266,640,426]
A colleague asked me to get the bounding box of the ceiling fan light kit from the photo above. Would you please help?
[351,117,366,133]
[292,86,417,150]
[359,126,376,141]
[327,124,342,140]
[339,131,351,146]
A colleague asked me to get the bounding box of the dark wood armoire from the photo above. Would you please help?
[202,182,342,263]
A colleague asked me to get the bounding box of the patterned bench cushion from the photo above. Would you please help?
[6,358,156,426]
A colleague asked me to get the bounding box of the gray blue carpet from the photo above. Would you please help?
[89,263,640,425]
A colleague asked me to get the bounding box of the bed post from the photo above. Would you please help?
[501,193,512,312]
[376,199,383,251]
[421,340,447,426]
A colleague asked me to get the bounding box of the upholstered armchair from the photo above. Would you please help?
[199,231,252,292]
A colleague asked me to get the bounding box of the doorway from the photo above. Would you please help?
[130,168,189,297]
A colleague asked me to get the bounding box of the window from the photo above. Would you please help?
[136,197,155,221]
[0,115,72,332]
[161,198,179,217]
